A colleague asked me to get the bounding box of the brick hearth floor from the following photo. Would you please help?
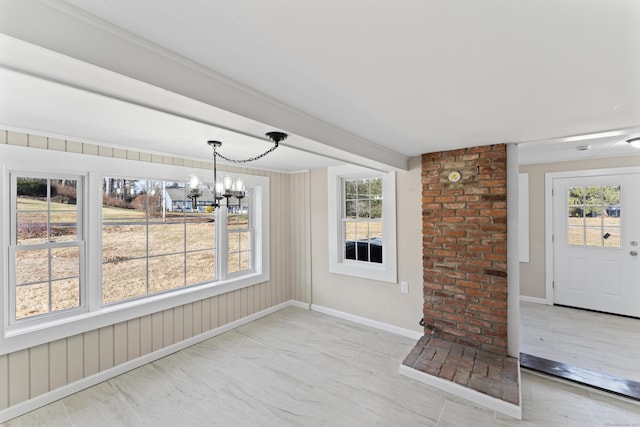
[402,335,519,405]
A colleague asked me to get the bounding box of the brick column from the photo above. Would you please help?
[422,144,508,355]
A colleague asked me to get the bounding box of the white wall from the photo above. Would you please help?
[309,157,424,334]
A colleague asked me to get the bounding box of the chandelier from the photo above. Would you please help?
[187,131,287,210]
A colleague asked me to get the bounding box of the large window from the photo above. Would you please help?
[102,178,216,305]
[9,174,84,323]
[1,145,269,354]
[328,165,397,283]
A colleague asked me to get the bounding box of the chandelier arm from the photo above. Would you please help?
[214,143,279,164]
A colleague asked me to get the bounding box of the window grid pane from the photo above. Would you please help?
[567,185,621,248]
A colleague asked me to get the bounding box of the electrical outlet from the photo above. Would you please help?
[400,281,409,293]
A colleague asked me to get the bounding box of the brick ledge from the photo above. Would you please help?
[399,364,522,420]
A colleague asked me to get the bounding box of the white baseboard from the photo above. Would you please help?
[519,295,547,304]
[399,364,522,420]
[288,300,311,310]
[310,304,423,340]
[0,300,296,424]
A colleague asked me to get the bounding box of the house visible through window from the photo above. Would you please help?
[2,145,270,354]
[102,178,216,305]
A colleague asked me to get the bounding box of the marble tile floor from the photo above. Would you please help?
[3,306,640,426]
[520,301,640,383]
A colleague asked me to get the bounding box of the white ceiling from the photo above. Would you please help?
[1,0,640,170]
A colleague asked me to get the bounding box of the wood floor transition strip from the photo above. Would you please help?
[520,353,640,401]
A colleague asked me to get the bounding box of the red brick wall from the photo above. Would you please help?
[422,144,508,355]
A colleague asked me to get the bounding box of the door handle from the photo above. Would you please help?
[631,250,638,256]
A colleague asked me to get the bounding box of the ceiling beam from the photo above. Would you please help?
[0,0,408,171]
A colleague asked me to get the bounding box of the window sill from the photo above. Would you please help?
[2,271,268,356]
[330,260,396,283]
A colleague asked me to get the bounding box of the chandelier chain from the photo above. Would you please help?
[213,143,279,164]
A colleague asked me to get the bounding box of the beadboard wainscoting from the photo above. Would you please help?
[0,129,311,421]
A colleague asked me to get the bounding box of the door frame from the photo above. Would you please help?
[544,165,640,305]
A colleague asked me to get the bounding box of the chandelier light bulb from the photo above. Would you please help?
[223,176,233,191]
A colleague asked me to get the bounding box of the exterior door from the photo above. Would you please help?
[553,173,640,317]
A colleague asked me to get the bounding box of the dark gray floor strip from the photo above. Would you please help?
[520,353,640,401]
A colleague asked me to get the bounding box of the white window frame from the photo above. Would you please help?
[8,172,86,326]
[0,145,270,355]
[224,192,254,278]
[327,165,397,283]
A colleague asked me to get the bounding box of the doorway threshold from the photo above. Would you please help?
[520,353,640,401]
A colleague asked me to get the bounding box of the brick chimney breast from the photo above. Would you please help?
[422,144,508,355]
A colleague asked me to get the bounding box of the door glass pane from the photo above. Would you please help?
[568,186,584,205]
[584,186,602,205]
[568,226,585,246]
[603,227,621,248]
[585,227,604,247]
[567,185,621,248]
[603,185,621,205]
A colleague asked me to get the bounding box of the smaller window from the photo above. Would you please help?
[343,177,383,263]
[10,174,84,324]
[227,194,252,274]
[567,185,621,248]
[328,165,397,283]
